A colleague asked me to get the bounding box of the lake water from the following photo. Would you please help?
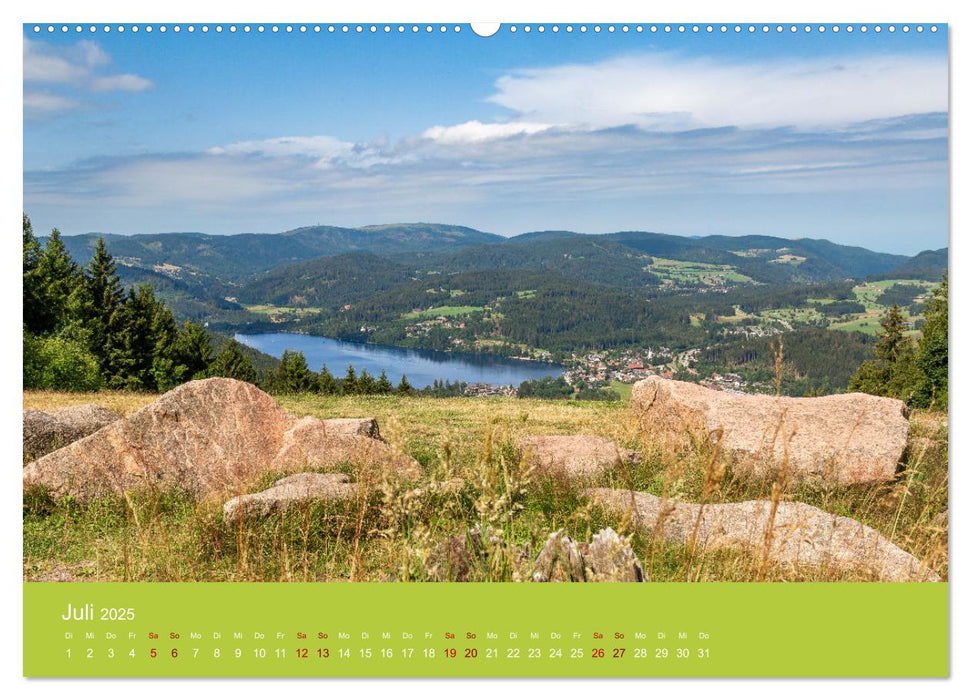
[234,332,562,389]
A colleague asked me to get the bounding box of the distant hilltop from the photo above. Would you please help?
[51,222,945,287]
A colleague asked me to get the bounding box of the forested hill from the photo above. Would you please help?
[402,230,911,288]
[869,248,949,282]
[55,223,503,283]
[53,224,921,290]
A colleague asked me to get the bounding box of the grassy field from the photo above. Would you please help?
[609,381,635,401]
[23,390,947,584]
[244,304,322,316]
[402,305,483,320]
[647,258,754,286]
[852,279,934,311]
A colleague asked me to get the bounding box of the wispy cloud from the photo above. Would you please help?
[422,120,555,144]
[486,52,948,131]
[23,38,152,117]
[26,113,946,213]
[23,90,79,113]
[22,49,948,251]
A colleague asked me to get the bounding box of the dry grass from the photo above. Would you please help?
[22,391,948,583]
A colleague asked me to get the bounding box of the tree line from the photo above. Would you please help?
[24,215,213,392]
[264,351,414,396]
[848,278,948,410]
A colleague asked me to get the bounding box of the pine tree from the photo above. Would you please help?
[357,368,376,394]
[875,304,909,365]
[396,374,414,396]
[110,286,160,390]
[375,369,394,394]
[208,340,258,384]
[150,293,184,391]
[23,214,45,333]
[275,351,314,393]
[34,228,82,333]
[341,364,358,395]
[171,321,213,380]
[82,237,125,377]
[317,364,339,394]
[912,277,948,409]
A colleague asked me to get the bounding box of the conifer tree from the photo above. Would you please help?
[208,339,258,384]
[23,214,45,333]
[357,368,376,394]
[317,364,339,394]
[912,278,948,409]
[83,237,125,377]
[341,364,358,395]
[275,350,314,393]
[111,286,161,390]
[172,321,214,380]
[34,228,82,333]
[396,374,414,396]
[874,304,909,365]
[375,369,394,394]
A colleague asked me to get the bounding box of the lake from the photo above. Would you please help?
[234,333,562,389]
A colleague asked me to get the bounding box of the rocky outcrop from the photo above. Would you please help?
[223,473,359,524]
[585,488,939,582]
[23,378,420,500]
[517,435,639,479]
[23,405,120,461]
[631,376,909,484]
[531,527,648,582]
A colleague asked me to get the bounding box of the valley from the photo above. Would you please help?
[55,222,947,396]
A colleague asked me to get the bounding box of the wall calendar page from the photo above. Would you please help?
[20,15,950,683]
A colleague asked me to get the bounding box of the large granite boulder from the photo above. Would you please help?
[517,435,639,479]
[23,404,121,461]
[23,378,420,500]
[631,376,909,484]
[585,488,939,582]
[223,472,359,525]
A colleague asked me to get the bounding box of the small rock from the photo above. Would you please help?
[517,435,639,479]
[223,472,358,524]
[531,527,648,582]
[532,529,585,581]
[585,528,647,582]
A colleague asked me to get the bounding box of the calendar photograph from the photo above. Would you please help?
[22,21,949,677]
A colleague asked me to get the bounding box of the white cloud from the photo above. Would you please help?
[208,135,354,160]
[23,38,152,116]
[90,74,153,92]
[23,91,79,113]
[422,120,555,144]
[487,53,948,131]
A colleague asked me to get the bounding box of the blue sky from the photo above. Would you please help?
[23,24,948,254]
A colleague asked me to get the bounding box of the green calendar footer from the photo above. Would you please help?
[24,582,948,677]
